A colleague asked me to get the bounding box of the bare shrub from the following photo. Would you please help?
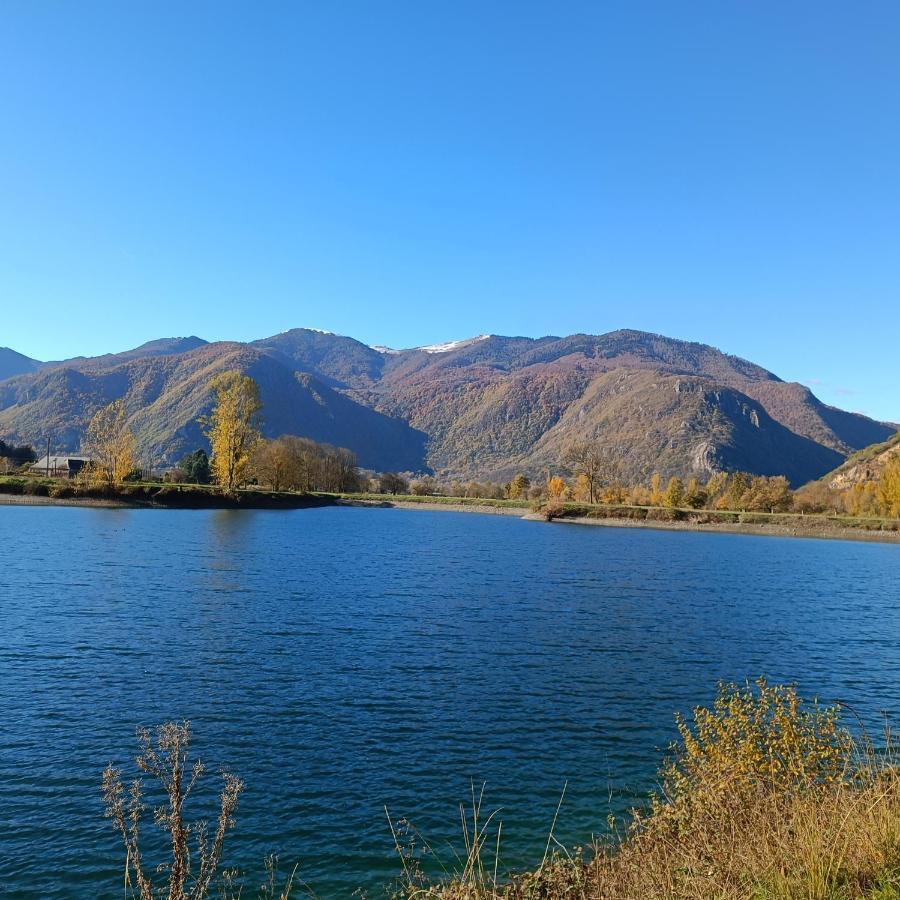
[102,720,297,900]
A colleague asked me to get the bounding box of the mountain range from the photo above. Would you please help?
[0,330,895,486]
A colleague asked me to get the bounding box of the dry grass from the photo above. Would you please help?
[392,681,900,900]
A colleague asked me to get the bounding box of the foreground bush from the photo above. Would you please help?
[397,681,900,899]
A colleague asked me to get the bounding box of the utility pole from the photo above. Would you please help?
[46,437,51,477]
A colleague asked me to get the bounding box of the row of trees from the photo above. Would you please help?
[250,436,362,493]
[795,456,900,518]
[411,469,795,513]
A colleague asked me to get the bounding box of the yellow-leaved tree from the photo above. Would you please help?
[879,454,900,517]
[204,371,262,493]
[83,399,137,485]
[547,475,568,499]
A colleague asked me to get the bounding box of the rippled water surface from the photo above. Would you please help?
[1,505,898,897]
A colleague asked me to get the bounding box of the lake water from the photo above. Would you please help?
[1,505,898,897]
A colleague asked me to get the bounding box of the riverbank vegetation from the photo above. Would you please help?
[392,680,900,899]
[101,682,900,899]
[0,474,327,509]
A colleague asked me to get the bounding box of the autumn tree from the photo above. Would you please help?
[204,371,262,493]
[845,481,880,517]
[649,472,664,506]
[410,476,438,496]
[571,473,592,502]
[602,482,628,504]
[628,483,652,506]
[663,476,685,508]
[684,477,706,509]
[250,437,298,492]
[547,475,568,499]
[562,441,618,504]
[879,455,900,517]
[506,473,530,500]
[704,472,729,507]
[761,475,792,512]
[379,472,409,495]
[725,472,752,510]
[83,399,137,485]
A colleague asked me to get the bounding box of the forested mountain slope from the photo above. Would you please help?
[0,328,892,484]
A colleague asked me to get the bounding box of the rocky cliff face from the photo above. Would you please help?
[0,328,893,485]
[818,432,900,490]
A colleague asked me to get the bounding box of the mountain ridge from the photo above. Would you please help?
[0,328,893,485]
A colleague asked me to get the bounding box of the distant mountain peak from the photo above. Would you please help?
[131,336,208,354]
[273,327,339,338]
[0,347,42,381]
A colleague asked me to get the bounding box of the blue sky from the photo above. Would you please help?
[1,2,898,421]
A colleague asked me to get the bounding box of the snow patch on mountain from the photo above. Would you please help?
[370,335,490,355]
[416,335,490,354]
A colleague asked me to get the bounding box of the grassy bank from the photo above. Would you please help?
[544,500,900,531]
[0,475,328,509]
[394,681,900,900]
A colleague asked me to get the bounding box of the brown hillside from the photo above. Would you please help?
[0,328,892,485]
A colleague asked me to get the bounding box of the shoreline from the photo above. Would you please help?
[533,512,900,544]
[334,497,528,516]
[336,496,900,545]
[3,489,899,545]
[0,483,330,511]
[0,493,133,508]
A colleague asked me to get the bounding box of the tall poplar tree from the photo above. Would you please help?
[204,372,262,493]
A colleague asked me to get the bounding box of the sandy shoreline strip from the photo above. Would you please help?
[0,493,131,508]
[335,498,527,516]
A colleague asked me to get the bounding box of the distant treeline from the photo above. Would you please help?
[387,471,796,513]
[384,442,900,520]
